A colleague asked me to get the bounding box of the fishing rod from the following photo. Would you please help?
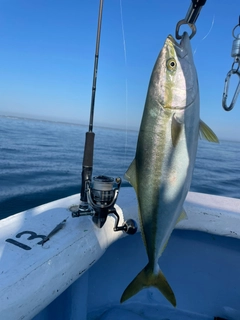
[79,0,103,210]
[71,0,137,235]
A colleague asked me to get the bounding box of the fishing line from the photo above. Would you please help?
[193,14,215,55]
[101,1,130,178]
[120,0,129,171]
[120,0,127,65]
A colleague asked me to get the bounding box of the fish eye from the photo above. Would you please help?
[167,58,177,71]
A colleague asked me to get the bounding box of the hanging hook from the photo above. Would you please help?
[232,16,240,40]
[222,68,240,111]
[175,20,196,40]
[222,17,240,111]
[175,0,207,40]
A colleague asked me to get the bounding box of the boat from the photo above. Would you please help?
[1,187,240,320]
[1,1,240,320]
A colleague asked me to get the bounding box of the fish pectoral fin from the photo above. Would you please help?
[171,114,183,147]
[120,263,176,307]
[124,159,137,190]
[176,208,187,225]
[199,120,219,143]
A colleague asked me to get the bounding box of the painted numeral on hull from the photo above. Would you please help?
[6,239,31,250]
[6,231,46,250]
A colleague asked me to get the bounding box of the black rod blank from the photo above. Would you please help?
[80,0,104,204]
[89,0,104,132]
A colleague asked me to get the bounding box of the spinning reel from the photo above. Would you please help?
[72,175,137,235]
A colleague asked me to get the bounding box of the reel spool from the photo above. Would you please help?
[72,175,137,235]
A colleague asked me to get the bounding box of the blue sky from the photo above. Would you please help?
[0,0,239,140]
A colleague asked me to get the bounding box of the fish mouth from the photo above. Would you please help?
[167,35,180,47]
[167,32,188,47]
[166,33,189,58]
[167,34,182,49]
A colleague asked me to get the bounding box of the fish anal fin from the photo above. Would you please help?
[159,209,187,256]
[199,120,219,143]
[120,263,176,307]
[124,159,137,191]
[160,238,170,256]
[176,208,187,225]
[171,114,183,147]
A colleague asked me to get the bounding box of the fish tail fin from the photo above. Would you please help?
[120,263,176,307]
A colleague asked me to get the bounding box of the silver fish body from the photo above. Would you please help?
[121,32,218,306]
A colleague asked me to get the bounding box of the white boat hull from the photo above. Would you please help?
[1,187,240,319]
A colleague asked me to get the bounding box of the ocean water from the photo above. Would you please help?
[1,116,240,220]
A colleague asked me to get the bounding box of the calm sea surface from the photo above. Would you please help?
[1,116,240,220]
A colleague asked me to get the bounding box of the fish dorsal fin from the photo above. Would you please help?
[199,120,219,143]
[171,114,183,147]
[124,159,137,191]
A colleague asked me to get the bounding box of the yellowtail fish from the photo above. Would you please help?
[121,32,218,307]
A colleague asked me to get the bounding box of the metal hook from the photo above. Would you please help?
[222,69,240,111]
[232,16,240,39]
[175,0,207,40]
[175,20,196,40]
[222,17,240,111]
